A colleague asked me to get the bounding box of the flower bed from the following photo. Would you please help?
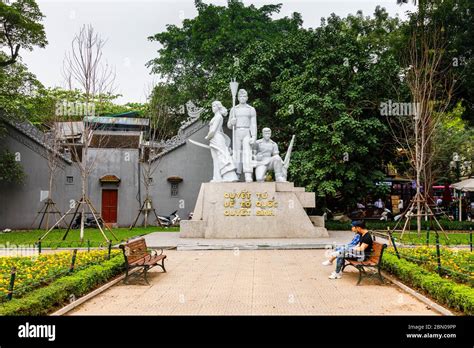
[387,247,473,286]
[0,254,125,316]
[326,219,474,231]
[382,252,474,315]
[0,250,120,300]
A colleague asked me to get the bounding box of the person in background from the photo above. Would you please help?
[374,198,384,209]
[328,220,373,279]
[398,199,404,211]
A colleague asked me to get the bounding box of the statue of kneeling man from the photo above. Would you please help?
[255,127,286,182]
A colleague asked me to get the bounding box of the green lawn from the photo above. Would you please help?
[0,226,179,247]
[392,231,472,246]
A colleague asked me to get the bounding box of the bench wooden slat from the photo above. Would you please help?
[119,238,167,284]
[130,254,166,266]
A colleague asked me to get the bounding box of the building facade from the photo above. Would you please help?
[0,106,213,230]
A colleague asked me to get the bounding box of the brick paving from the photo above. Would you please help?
[69,249,437,315]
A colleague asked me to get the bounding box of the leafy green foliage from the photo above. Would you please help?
[326,219,474,231]
[270,10,403,209]
[22,88,148,127]
[146,83,189,139]
[389,246,473,285]
[424,0,474,124]
[0,250,121,300]
[0,254,125,315]
[0,60,47,123]
[147,2,406,210]
[146,0,302,121]
[0,0,48,180]
[432,103,474,181]
[0,0,47,67]
[382,252,474,314]
[0,150,25,184]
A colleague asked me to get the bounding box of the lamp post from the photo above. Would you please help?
[452,152,460,182]
[452,152,462,221]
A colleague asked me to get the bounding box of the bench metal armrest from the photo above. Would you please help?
[151,248,164,256]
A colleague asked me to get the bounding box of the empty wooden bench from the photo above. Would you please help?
[341,241,387,285]
[119,238,166,284]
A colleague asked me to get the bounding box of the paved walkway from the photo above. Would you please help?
[70,250,437,315]
[143,230,355,250]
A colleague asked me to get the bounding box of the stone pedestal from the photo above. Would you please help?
[180,182,328,238]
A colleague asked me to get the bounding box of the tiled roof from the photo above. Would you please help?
[1,116,72,164]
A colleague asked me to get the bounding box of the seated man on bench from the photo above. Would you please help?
[322,220,361,266]
[328,220,373,280]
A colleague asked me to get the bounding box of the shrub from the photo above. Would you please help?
[382,253,474,315]
[386,247,473,286]
[326,219,474,231]
[0,250,120,299]
[0,254,125,316]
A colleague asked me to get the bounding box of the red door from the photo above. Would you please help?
[101,189,118,223]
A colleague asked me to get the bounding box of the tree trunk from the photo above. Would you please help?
[80,164,87,242]
[416,176,422,235]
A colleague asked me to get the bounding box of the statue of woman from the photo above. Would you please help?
[205,101,239,182]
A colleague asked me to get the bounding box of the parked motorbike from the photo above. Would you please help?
[157,210,180,227]
[71,215,103,229]
[380,208,393,221]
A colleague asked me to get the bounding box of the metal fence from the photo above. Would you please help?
[373,229,473,286]
[1,245,115,303]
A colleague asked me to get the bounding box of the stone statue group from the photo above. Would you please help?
[202,89,294,183]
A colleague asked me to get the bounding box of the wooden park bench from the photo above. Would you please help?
[341,240,387,285]
[119,238,167,285]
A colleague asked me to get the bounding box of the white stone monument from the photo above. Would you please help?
[183,82,328,239]
[180,182,328,238]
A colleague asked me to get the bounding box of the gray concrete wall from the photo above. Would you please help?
[0,125,81,230]
[0,120,213,229]
[149,123,212,221]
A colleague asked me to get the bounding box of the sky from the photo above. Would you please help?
[21,0,416,104]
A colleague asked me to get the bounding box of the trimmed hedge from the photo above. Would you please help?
[382,252,474,315]
[0,254,125,316]
[326,219,474,231]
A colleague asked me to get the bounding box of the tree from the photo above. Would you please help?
[49,24,117,242]
[146,0,302,112]
[0,0,47,67]
[0,0,48,185]
[147,83,188,138]
[388,0,456,234]
[268,9,404,210]
[0,59,48,123]
[397,0,474,122]
[147,2,405,211]
[431,103,474,181]
[130,83,178,228]
[62,24,116,99]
